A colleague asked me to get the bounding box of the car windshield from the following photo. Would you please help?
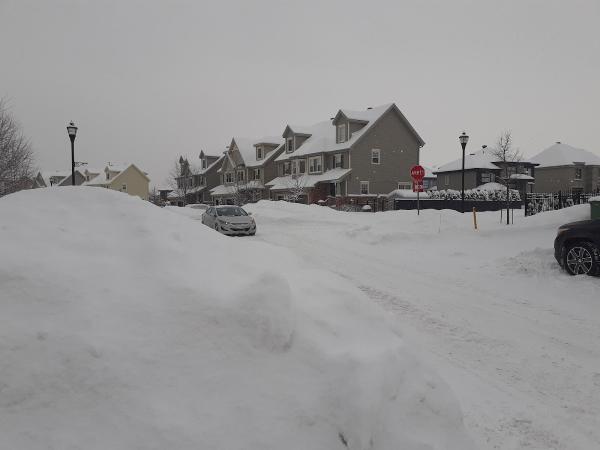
[216,206,247,217]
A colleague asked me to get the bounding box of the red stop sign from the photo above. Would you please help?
[411,165,425,181]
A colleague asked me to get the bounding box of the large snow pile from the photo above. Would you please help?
[0,188,474,450]
[242,200,600,450]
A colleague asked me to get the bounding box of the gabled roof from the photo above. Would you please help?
[229,136,283,167]
[530,142,600,168]
[275,103,424,162]
[199,154,224,174]
[38,170,85,187]
[266,168,352,190]
[85,163,150,186]
[435,148,500,173]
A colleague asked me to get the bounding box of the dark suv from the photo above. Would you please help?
[554,219,600,276]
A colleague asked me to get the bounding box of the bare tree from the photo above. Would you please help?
[0,99,35,197]
[491,131,521,225]
[169,156,195,206]
[286,175,307,203]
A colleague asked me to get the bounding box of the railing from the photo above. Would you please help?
[525,192,598,216]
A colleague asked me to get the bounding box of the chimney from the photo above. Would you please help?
[330,117,334,120]
[556,141,561,144]
[482,145,487,149]
[367,107,373,110]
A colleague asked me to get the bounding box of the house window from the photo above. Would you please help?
[575,168,583,180]
[256,147,263,160]
[106,172,110,180]
[333,153,344,169]
[292,161,298,175]
[253,168,261,180]
[283,162,291,175]
[371,149,381,165]
[444,175,450,186]
[360,181,369,195]
[398,182,411,190]
[237,170,245,182]
[121,184,127,192]
[299,159,306,174]
[202,159,207,169]
[481,172,494,183]
[336,124,347,143]
[286,138,294,153]
[225,172,233,183]
[308,156,322,174]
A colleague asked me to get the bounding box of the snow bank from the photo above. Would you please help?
[0,188,474,450]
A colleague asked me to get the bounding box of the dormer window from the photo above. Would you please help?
[201,159,207,169]
[286,138,294,153]
[256,146,263,160]
[336,124,347,143]
[106,171,110,180]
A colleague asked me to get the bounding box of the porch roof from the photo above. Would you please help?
[266,168,352,191]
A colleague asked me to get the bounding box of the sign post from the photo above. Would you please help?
[410,165,425,216]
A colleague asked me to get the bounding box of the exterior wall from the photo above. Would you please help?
[436,170,479,190]
[108,166,149,200]
[347,108,421,195]
[349,121,365,137]
[533,166,600,193]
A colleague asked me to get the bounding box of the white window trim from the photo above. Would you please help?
[286,137,294,153]
[256,147,263,161]
[121,184,127,192]
[398,182,411,190]
[371,149,381,165]
[360,181,369,195]
[308,156,322,174]
[225,172,233,184]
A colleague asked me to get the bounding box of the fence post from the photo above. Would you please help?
[524,194,528,217]
[472,207,478,230]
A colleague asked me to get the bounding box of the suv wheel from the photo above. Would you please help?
[563,241,599,276]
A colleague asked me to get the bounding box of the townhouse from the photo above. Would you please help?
[530,142,600,194]
[84,163,150,200]
[32,170,87,187]
[434,145,538,198]
[173,151,224,205]
[211,136,284,205]
[266,103,425,206]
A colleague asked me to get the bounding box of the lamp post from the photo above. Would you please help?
[459,131,469,213]
[67,121,78,186]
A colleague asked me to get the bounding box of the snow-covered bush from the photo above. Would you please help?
[428,185,520,202]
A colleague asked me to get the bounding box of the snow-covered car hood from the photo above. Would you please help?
[217,215,253,225]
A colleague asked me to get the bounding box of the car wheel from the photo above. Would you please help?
[214,223,220,232]
[563,241,599,276]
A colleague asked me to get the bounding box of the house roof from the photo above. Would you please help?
[84,163,150,186]
[435,147,502,173]
[38,170,85,187]
[266,168,352,190]
[276,103,422,162]
[199,154,224,174]
[210,180,264,196]
[231,136,283,167]
[530,142,600,168]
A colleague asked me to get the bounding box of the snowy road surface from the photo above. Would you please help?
[243,202,600,450]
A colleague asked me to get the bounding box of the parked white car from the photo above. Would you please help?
[201,205,256,236]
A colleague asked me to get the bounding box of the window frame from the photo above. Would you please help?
[308,156,322,174]
[256,146,263,161]
[444,175,450,186]
[575,167,583,180]
[333,153,343,169]
[397,182,411,190]
[253,168,261,180]
[286,137,294,153]
[360,181,369,195]
[121,184,127,192]
[225,172,233,184]
[336,124,347,143]
[371,149,381,165]
[237,170,245,182]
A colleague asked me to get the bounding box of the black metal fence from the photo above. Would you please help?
[392,199,522,212]
[525,192,597,216]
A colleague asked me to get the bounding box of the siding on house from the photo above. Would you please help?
[347,108,420,195]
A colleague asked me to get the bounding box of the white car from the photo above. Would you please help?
[201,205,256,236]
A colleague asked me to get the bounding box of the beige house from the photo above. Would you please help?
[85,163,150,200]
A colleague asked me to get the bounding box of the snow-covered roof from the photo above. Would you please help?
[423,166,437,179]
[210,180,264,196]
[84,173,108,186]
[266,168,352,190]
[199,155,224,174]
[435,148,500,173]
[231,137,283,167]
[84,163,150,186]
[510,174,534,180]
[530,143,600,168]
[276,104,399,162]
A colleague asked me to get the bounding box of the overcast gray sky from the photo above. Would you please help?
[1,0,599,186]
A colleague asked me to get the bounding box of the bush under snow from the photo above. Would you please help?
[0,188,474,450]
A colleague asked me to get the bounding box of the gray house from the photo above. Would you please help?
[530,142,600,194]
[434,145,538,197]
[211,136,284,205]
[174,151,224,205]
[266,103,425,206]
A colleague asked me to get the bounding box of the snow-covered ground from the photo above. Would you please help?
[0,188,474,450]
[238,201,600,450]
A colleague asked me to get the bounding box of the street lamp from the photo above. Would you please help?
[67,121,78,186]
[459,131,469,213]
